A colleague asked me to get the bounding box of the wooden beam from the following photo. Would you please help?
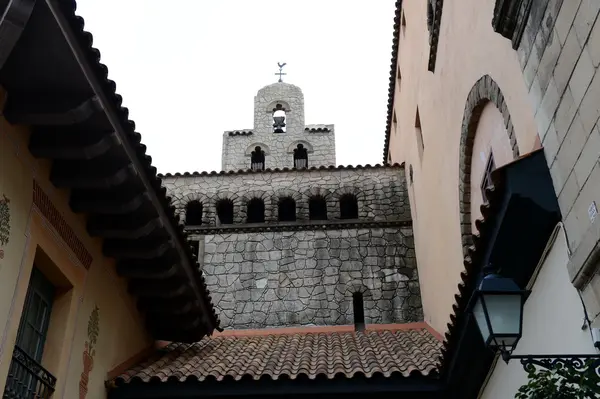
[0,0,37,71]
[103,240,172,260]
[128,276,189,299]
[137,296,198,315]
[4,95,103,125]
[116,259,179,280]
[70,191,149,215]
[29,130,121,160]
[87,215,164,239]
[50,161,135,189]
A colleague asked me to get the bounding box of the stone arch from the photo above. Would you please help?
[331,186,367,219]
[265,100,291,114]
[271,188,303,221]
[458,75,520,257]
[211,191,242,225]
[302,187,332,220]
[240,191,273,222]
[244,143,271,156]
[286,140,314,153]
[177,192,211,225]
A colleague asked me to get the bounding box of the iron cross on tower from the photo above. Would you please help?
[275,62,287,82]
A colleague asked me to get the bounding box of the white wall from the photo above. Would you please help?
[481,224,598,398]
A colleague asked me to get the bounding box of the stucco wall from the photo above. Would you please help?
[221,82,336,171]
[387,0,540,334]
[0,92,152,399]
[480,225,598,398]
[196,227,421,329]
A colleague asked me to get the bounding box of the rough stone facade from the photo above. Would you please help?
[163,166,410,226]
[221,83,336,171]
[161,81,422,330]
[196,227,421,329]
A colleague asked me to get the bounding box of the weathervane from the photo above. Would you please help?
[275,62,287,82]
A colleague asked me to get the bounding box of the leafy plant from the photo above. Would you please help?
[0,194,11,246]
[515,359,600,399]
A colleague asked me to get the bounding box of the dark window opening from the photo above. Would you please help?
[401,10,406,34]
[247,198,265,223]
[273,104,286,133]
[340,194,359,220]
[293,144,308,168]
[216,199,234,224]
[409,164,414,184]
[188,240,200,260]
[415,107,424,155]
[309,196,327,221]
[392,111,398,135]
[185,200,203,225]
[251,146,265,171]
[480,153,496,202]
[353,292,365,332]
[278,197,296,222]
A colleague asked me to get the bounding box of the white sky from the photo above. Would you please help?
[76,0,396,174]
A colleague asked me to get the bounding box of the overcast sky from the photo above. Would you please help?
[76,0,396,174]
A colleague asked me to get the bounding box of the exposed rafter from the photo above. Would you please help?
[0,0,36,71]
[4,95,103,125]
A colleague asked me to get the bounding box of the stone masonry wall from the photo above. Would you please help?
[222,126,336,171]
[221,82,336,170]
[516,0,600,318]
[193,226,421,329]
[163,166,409,227]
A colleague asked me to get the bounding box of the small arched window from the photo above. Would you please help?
[339,194,358,220]
[251,146,265,171]
[309,196,327,221]
[216,199,234,225]
[247,198,265,223]
[273,103,286,133]
[185,200,203,225]
[278,197,296,222]
[353,292,365,332]
[293,144,308,168]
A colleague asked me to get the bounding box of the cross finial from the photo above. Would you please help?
[275,62,287,82]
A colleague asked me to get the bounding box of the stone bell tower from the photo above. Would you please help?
[221,76,336,171]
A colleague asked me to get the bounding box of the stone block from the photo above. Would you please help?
[589,15,600,67]
[555,114,589,187]
[568,46,595,107]
[581,275,600,322]
[574,125,600,186]
[554,28,583,96]
[553,87,577,144]
[543,123,560,164]
[536,78,561,136]
[579,70,600,134]
[573,0,600,47]
[567,162,600,249]
[555,0,582,45]
[558,170,580,214]
[538,29,563,96]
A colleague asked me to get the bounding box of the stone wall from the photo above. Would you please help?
[163,165,410,227]
[193,226,421,329]
[221,82,336,170]
[221,126,336,171]
[516,0,600,317]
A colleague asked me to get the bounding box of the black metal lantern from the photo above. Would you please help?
[471,274,530,355]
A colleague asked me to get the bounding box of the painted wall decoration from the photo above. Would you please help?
[0,194,11,260]
[80,305,99,399]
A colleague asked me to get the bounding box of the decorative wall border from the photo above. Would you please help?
[32,180,92,269]
[458,75,520,257]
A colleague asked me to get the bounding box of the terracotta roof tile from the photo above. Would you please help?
[112,328,441,385]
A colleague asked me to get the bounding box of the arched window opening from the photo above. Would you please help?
[273,103,286,133]
[251,146,265,171]
[185,201,203,225]
[339,194,358,220]
[216,199,234,225]
[353,292,365,332]
[293,144,308,168]
[309,196,327,221]
[247,198,265,223]
[278,197,296,222]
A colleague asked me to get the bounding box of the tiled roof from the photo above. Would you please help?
[382,1,402,163]
[110,328,441,385]
[158,163,403,178]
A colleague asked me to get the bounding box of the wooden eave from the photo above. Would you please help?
[0,0,219,342]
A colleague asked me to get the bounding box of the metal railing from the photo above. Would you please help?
[3,346,56,399]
